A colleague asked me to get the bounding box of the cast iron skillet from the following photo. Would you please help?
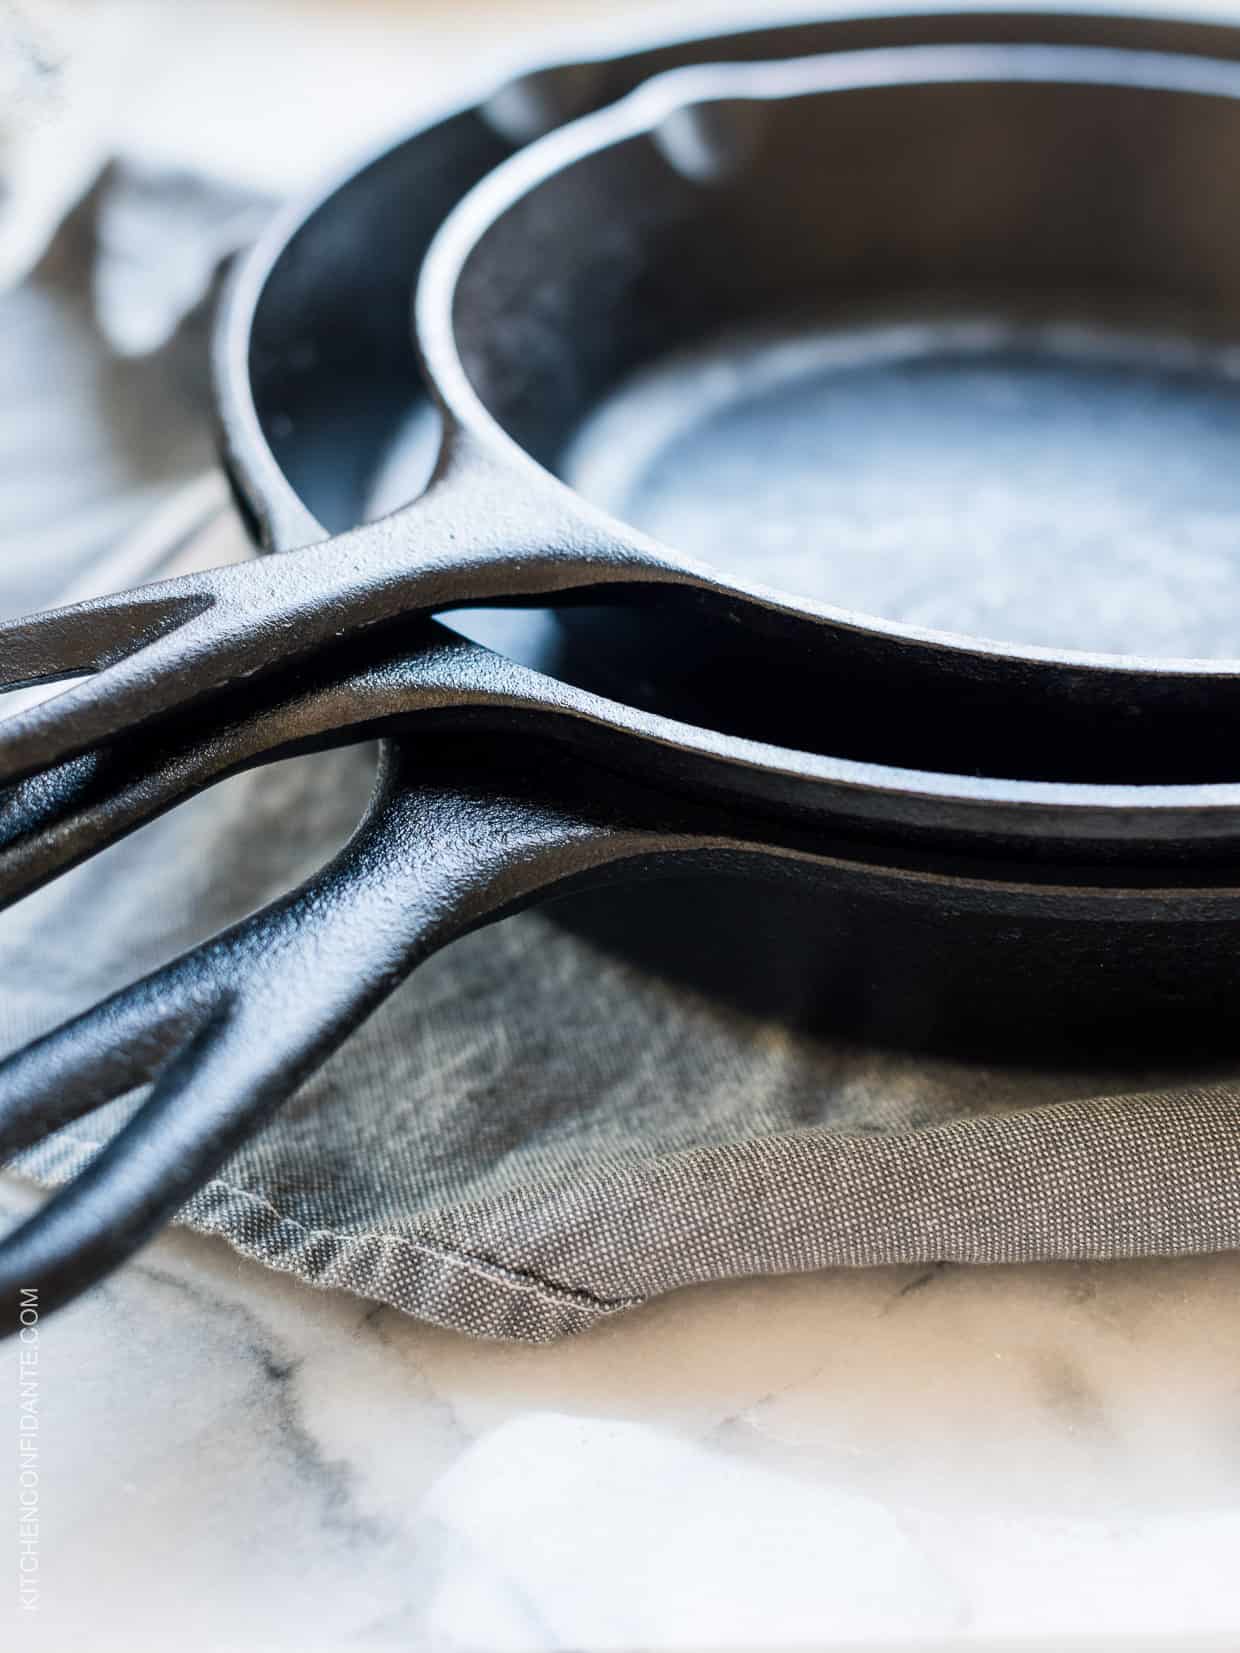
[9,17,1240,1324]
[12,18,1240,781]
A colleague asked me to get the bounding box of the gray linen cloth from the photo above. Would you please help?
[5,191,1240,1343]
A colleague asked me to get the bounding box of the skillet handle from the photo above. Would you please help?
[0,443,645,788]
[0,739,694,1327]
[0,618,468,915]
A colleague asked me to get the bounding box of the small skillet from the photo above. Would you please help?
[8,24,1240,779]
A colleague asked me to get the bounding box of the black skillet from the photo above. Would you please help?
[9,15,1240,1322]
[12,14,1240,777]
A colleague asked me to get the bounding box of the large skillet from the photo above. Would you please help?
[8,15,1240,1321]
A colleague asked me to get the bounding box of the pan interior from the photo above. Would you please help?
[562,308,1240,659]
[449,70,1240,662]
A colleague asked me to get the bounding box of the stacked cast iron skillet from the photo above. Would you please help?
[6,7,1240,1319]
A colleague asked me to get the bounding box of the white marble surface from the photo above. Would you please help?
[5,1170,1240,1652]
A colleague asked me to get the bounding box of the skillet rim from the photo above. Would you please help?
[418,40,1240,684]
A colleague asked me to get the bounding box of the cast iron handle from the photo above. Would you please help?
[6,732,1239,1333]
[0,440,825,791]
[0,736,759,1324]
[0,608,828,917]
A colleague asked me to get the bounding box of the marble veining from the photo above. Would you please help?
[5,1171,1240,1651]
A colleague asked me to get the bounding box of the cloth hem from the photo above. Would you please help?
[12,1123,645,1344]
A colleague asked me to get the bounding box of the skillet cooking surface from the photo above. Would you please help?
[563,308,1240,660]
[369,303,1240,678]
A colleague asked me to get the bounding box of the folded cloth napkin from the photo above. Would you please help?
[5,147,1240,1342]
